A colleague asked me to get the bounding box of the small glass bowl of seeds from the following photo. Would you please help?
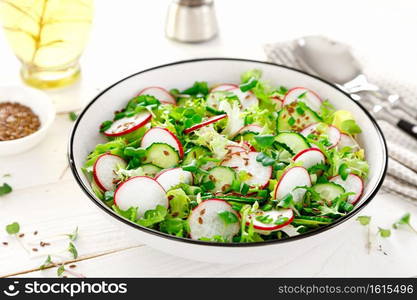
[0,85,55,155]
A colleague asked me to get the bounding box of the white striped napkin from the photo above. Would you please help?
[264,39,417,202]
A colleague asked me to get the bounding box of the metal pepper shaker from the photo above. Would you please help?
[165,0,218,43]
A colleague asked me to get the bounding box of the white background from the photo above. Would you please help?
[0,0,416,277]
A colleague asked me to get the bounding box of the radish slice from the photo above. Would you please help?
[228,88,259,110]
[301,123,341,148]
[138,86,176,105]
[274,166,311,203]
[188,199,240,241]
[226,145,248,155]
[338,133,360,152]
[141,127,184,158]
[237,124,263,135]
[330,174,364,204]
[103,111,151,137]
[271,96,283,109]
[93,154,127,191]
[241,141,256,151]
[155,167,193,191]
[221,151,272,188]
[210,84,238,92]
[247,208,294,232]
[293,148,325,169]
[114,176,168,218]
[283,87,322,112]
[183,114,227,134]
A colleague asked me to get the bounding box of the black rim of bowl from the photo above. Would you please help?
[68,57,388,247]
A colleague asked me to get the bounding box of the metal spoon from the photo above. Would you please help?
[293,36,417,139]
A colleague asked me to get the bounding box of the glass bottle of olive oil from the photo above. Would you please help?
[0,0,94,89]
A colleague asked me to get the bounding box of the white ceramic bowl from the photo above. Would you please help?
[69,58,387,263]
[0,85,55,156]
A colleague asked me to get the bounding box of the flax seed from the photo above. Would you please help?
[0,102,41,141]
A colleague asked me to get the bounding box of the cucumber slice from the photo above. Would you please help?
[275,132,310,155]
[203,166,236,193]
[144,143,179,169]
[141,164,162,177]
[277,105,321,132]
[182,146,211,166]
[312,182,345,202]
[141,127,184,158]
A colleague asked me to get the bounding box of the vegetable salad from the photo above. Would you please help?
[83,69,369,243]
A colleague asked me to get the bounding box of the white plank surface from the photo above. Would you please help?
[1,0,417,277]
[13,193,417,278]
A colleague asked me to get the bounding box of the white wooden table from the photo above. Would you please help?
[1,0,417,277]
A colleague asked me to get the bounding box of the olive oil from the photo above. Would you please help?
[0,0,94,89]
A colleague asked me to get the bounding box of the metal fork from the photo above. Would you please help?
[271,46,417,138]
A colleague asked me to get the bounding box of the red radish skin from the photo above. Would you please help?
[293,148,326,169]
[210,84,238,92]
[93,153,126,191]
[283,87,322,112]
[330,174,364,204]
[271,96,283,109]
[301,123,341,149]
[114,176,168,218]
[103,111,152,137]
[274,166,312,202]
[183,114,227,134]
[141,127,184,158]
[138,86,176,105]
[247,209,294,231]
[242,141,256,151]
